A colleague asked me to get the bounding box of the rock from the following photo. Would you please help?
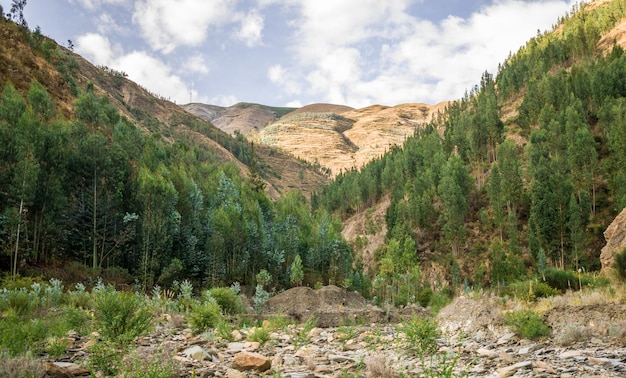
[181,345,212,362]
[533,360,557,374]
[231,330,244,341]
[559,350,583,359]
[497,333,516,345]
[45,362,89,377]
[231,351,271,372]
[498,351,514,362]
[226,368,247,378]
[600,206,626,274]
[477,348,497,358]
[227,342,246,352]
[244,341,260,351]
[328,354,357,363]
[497,360,532,378]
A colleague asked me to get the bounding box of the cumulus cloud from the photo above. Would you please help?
[268,64,301,95]
[132,0,236,53]
[75,33,205,104]
[236,10,264,47]
[269,0,576,107]
[182,54,210,75]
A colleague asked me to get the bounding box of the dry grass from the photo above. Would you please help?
[536,284,626,312]
[0,356,45,378]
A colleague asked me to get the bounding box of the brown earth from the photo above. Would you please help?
[249,102,449,177]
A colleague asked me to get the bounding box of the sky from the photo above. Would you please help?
[1,0,578,108]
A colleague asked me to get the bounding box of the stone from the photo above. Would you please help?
[600,206,626,274]
[559,350,583,359]
[497,360,532,378]
[45,362,89,377]
[497,333,516,345]
[231,330,244,341]
[227,342,246,352]
[498,351,515,362]
[328,354,357,363]
[182,345,211,362]
[231,351,271,372]
[244,341,260,351]
[226,368,247,378]
[477,348,497,358]
[533,360,557,374]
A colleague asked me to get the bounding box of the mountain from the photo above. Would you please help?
[181,102,297,135]
[186,100,449,176]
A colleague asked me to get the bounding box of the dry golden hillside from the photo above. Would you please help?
[249,101,448,176]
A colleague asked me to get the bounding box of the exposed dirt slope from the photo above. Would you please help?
[181,102,297,135]
[251,101,448,176]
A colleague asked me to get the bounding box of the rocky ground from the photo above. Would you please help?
[40,286,626,378]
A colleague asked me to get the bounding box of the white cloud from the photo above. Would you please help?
[182,55,210,75]
[210,94,239,107]
[75,33,204,104]
[268,0,576,107]
[132,0,236,53]
[268,64,301,95]
[236,10,264,47]
[96,12,124,34]
[69,0,126,10]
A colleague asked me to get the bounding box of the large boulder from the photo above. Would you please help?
[600,207,626,275]
[231,351,271,372]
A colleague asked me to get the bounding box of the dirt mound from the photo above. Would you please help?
[265,285,388,327]
[436,296,507,342]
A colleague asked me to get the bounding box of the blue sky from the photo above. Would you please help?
[1,0,576,108]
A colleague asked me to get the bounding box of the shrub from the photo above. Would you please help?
[188,301,223,334]
[401,317,441,356]
[94,289,153,345]
[428,291,452,315]
[504,310,550,340]
[543,268,580,292]
[615,247,626,280]
[503,279,560,301]
[89,341,122,376]
[122,349,178,378]
[208,287,244,315]
[417,288,433,307]
[248,327,270,344]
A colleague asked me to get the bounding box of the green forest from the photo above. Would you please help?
[2,0,626,306]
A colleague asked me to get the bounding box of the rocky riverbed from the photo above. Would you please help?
[39,286,626,378]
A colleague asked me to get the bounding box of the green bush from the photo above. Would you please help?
[208,287,244,315]
[122,349,178,378]
[615,247,626,280]
[503,279,560,301]
[188,301,224,334]
[504,310,550,340]
[401,317,441,356]
[0,314,48,356]
[88,341,122,376]
[428,291,452,314]
[248,327,270,344]
[543,268,583,292]
[94,289,153,345]
[417,288,433,307]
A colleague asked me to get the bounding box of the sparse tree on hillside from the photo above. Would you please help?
[9,0,27,28]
